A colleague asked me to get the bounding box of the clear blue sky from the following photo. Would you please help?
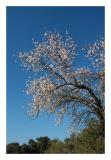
[7,7,104,144]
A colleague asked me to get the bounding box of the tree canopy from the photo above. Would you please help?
[18,31,104,134]
[7,120,104,154]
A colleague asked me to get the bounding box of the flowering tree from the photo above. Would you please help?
[18,31,104,134]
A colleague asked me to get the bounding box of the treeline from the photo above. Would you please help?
[7,120,104,154]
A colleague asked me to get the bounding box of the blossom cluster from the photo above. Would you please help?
[86,38,104,71]
[18,31,105,128]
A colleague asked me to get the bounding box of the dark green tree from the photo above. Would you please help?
[20,143,31,153]
[28,139,39,153]
[36,136,51,153]
[7,142,20,153]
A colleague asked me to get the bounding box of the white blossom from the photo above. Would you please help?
[18,31,105,129]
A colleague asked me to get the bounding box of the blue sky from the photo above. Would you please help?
[7,7,104,144]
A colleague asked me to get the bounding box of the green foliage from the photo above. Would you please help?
[28,139,39,153]
[45,139,64,153]
[7,121,104,154]
[20,143,31,153]
[66,120,104,153]
[36,136,51,153]
[6,142,20,153]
